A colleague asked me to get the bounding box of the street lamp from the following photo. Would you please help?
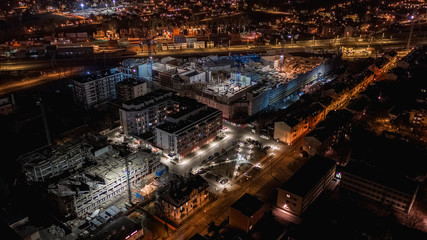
[80,3,84,11]
[113,0,116,8]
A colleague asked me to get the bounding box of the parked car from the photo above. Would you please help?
[219,178,228,185]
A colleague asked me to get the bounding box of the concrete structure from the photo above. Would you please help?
[261,55,281,69]
[17,139,92,182]
[340,161,419,213]
[159,175,209,221]
[229,193,265,232]
[196,56,335,121]
[277,156,336,216]
[48,149,164,218]
[72,69,126,109]
[156,105,222,158]
[115,78,147,102]
[179,70,208,84]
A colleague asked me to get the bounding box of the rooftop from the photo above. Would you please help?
[231,193,264,217]
[116,77,146,87]
[121,89,173,110]
[280,156,336,197]
[343,161,419,196]
[73,69,121,83]
[90,216,141,240]
[159,175,208,208]
[156,107,221,133]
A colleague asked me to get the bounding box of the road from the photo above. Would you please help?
[0,67,83,94]
[166,125,304,239]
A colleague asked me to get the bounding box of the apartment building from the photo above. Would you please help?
[48,149,164,218]
[277,156,336,216]
[156,106,222,159]
[115,78,147,102]
[274,102,325,145]
[340,161,418,213]
[119,90,174,136]
[72,69,126,109]
[409,109,427,127]
[159,175,209,221]
[229,193,265,232]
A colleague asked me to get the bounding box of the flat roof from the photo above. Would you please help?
[280,156,336,197]
[231,193,263,217]
[91,216,141,240]
[156,107,221,133]
[73,69,120,83]
[122,89,172,108]
[116,77,145,86]
[343,161,418,196]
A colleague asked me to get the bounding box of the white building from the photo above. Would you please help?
[179,70,208,84]
[115,78,148,102]
[72,69,127,109]
[277,156,336,216]
[119,90,174,136]
[156,106,222,159]
[340,161,419,213]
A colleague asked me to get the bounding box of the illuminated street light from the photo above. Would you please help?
[80,3,84,11]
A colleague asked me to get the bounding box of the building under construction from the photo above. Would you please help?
[47,148,165,218]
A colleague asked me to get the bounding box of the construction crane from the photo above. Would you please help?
[36,97,52,146]
[140,37,154,79]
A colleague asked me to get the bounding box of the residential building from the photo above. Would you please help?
[409,109,427,127]
[159,175,209,221]
[277,156,336,216]
[340,161,419,213]
[274,51,398,145]
[90,215,145,240]
[48,149,165,218]
[303,109,353,158]
[72,69,126,109]
[119,90,174,136]
[156,105,222,159]
[115,78,147,102]
[229,193,265,232]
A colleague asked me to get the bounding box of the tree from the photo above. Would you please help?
[404,213,424,230]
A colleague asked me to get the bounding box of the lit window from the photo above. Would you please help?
[286,194,290,198]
